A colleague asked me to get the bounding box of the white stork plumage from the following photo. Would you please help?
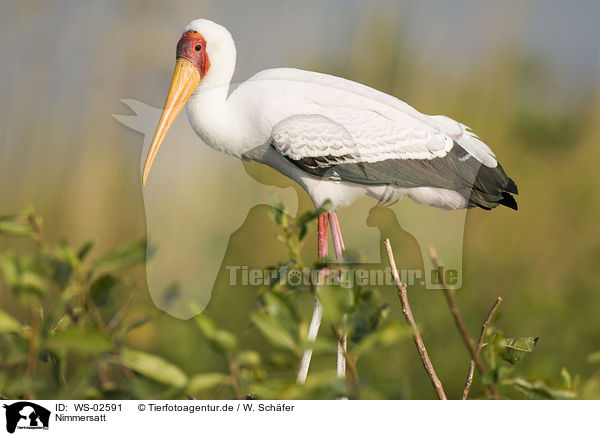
[142,19,518,384]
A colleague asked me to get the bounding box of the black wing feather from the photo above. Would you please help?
[284,142,518,211]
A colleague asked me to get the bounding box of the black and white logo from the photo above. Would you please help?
[2,402,50,434]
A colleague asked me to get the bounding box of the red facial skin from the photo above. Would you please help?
[176,31,210,78]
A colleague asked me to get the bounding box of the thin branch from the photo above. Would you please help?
[461,361,476,400]
[476,297,502,351]
[462,297,502,400]
[331,325,358,386]
[385,239,447,400]
[429,247,479,367]
[429,246,501,400]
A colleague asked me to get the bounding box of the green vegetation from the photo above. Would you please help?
[1,208,598,399]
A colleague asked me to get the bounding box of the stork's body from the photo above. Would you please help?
[142,19,518,384]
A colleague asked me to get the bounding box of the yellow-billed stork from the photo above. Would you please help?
[141,19,518,384]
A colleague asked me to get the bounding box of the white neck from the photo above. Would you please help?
[186,82,233,153]
[183,23,261,157]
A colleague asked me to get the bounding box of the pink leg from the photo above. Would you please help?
[297,213,329,384]
[318,213,329,260]
[329,211,344,261]
[328,211,347,379]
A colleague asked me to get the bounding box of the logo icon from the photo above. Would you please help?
[2,402,50,434]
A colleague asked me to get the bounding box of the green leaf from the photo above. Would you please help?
[120,348,188,388]
[268,197,287,227]
[588,351,600,364]
[212,330,237,354]
[0,215,31,237]
[89,274,118,307]
[195,313,238,354]
[268,351,297,369]
[14,270,47,302]
[57,241,81,269]
[348,289,389,342]
[46,327,113,355]
[560,367,573,389]
[46,254,73,289]
[0,254,19,287]
[358,321,410,356]
[263,292,299,336]
[506,377,576,400]
[501,336,539,364]
[251,313,299,354]
[237,350,261,368]
[287,369,347,399]
[20,271,46,291]
[187,373,227,393]
[114,315,151,343]
[77,240,96,260]
[122,316,150,334]
[194,314,218,339]
[0,309,23,333]
[318,286,351,325]
[316,200,333,215]
[295,210,318,241]
[94,240,146,271]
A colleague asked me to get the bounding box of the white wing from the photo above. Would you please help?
[272,109,453,163]
[241,68,497,168]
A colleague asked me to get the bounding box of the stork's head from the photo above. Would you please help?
[142,19,235,185]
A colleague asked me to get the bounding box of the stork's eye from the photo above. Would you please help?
[195,44,202,51]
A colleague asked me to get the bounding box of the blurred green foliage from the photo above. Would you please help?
[1,208,598,400]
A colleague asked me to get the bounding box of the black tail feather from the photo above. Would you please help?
[499,191,518,210]
[505,176,519,195]
[470,163,518,211]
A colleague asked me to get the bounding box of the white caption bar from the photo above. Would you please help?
[0,400,596,435]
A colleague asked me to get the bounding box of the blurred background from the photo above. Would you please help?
[1,0,599,399]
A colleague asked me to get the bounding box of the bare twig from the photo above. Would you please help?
[462,297,503,400]
[462,360,476,400]
[385,239,447,400]
[476,298,502,352]
[429,247,481,365]
[331,325,358,387]
[429,246,501,399]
